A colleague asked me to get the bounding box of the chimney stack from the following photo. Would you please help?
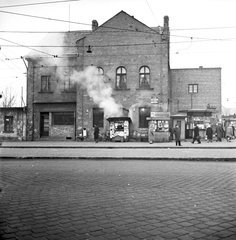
[92,20,98,31]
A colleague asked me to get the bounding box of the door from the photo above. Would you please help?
[40,113,49,137]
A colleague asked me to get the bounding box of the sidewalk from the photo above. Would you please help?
[1,139,236,160]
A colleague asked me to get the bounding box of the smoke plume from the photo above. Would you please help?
[71,66,123,117]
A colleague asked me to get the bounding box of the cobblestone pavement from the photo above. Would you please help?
[1,160,236,240]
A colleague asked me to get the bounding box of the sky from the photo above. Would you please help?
[0,0,236,109]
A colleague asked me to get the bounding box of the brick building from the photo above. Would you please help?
[25,11,221,142]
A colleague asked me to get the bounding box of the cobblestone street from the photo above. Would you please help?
[1,159,236,240]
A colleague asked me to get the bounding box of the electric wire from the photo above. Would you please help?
[0,0,81,9]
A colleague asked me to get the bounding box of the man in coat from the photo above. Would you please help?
[173,124,182,146]
[94,124,99,143]
[148,123,155,144]
[215,123,224,142]
[206,124,213,143]
[192,123,201,144]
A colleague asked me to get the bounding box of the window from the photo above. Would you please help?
[4,116,13,132]
[139,66,150,89]
[41,76,51,92]
[96,67,104,75]
[139,107,150,128]
[188,84,198,93]
[93,108,104,127]
[63,68,76,92]
[53,112,74,125]
[116,67,127,89]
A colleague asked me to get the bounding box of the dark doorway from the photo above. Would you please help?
[40,113,49,137]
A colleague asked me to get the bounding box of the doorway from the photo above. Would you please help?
[40,113,49,137]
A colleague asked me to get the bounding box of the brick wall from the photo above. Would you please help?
[170,68,221,116]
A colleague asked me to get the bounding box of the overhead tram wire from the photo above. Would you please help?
[0,37,58,57]
[0,0,82,9]
[0,9,161,35]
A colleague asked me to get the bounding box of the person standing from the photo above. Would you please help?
[215,123,224,142]
[148,124,155,144]
[192,123,201,144]
[94,124,99,143]
[173,124,182,146]
[206,124,213,143]
[226,124,233,142]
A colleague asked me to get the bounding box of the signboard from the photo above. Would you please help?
[151,96,159,104]
[150,112,170,119]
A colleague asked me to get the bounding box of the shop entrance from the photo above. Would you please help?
[40,113,49,137]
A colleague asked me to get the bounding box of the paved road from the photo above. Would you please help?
[1,159,236,240]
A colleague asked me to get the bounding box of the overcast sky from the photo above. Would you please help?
[0,0,236,108]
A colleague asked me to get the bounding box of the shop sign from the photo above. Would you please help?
[207,104,217,110]
[151,96,159,104]
[151,112,170,119]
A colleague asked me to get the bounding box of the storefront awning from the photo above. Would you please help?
[106,117,132,122]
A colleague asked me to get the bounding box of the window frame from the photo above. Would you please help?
[116,66,127,89]
[4,116,14,132]
[139,107,150,128]
[63,68,76,92]
[41,75,52,92]
[139,66,150,89]
[52,112,74,125]
[188,84,198,93]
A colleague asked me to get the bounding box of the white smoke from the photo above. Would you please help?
[71,66,123,117]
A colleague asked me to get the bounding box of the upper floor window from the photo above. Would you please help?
[4,116,13,132]
[96,67,104,75]
[139,66,150,89]
[139,107,150,128]
[116,67,127,89]
[41,76,51,92]
[93,108,104,127]
[188,84,198,93]
[63,68,76,92]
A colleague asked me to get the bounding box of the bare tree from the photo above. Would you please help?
[0,86,18,107]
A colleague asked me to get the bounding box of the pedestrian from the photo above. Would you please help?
[192,123,201,144]
[148,124,155,144]
[173,124,182,146]
[225,124,234,142]
[215,122,224,142]
[206,124,213,143]
[94,124,99,143]
[169,126,173,140]
[232,124,235,138]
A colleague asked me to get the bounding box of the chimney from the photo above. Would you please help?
[164,16,169,28]
[92,20,98,31]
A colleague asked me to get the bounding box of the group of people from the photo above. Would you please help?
[173,122,235,146]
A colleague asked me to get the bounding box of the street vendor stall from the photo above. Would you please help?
[106,117,132,142]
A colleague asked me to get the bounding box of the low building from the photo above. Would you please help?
[0,107,27,141]
[25,11,221,142]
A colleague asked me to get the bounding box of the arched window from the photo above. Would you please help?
[96,67,104,75]
[139,66,150,89]
[116,67,127,89]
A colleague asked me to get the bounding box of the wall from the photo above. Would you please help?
[0,108,26,141]
[76,12,170,139]
[170,68,221,116]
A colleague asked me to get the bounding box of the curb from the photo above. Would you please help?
[1,156,236,161]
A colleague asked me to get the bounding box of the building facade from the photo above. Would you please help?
[25,11,221,142]
[0,107,27,141]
